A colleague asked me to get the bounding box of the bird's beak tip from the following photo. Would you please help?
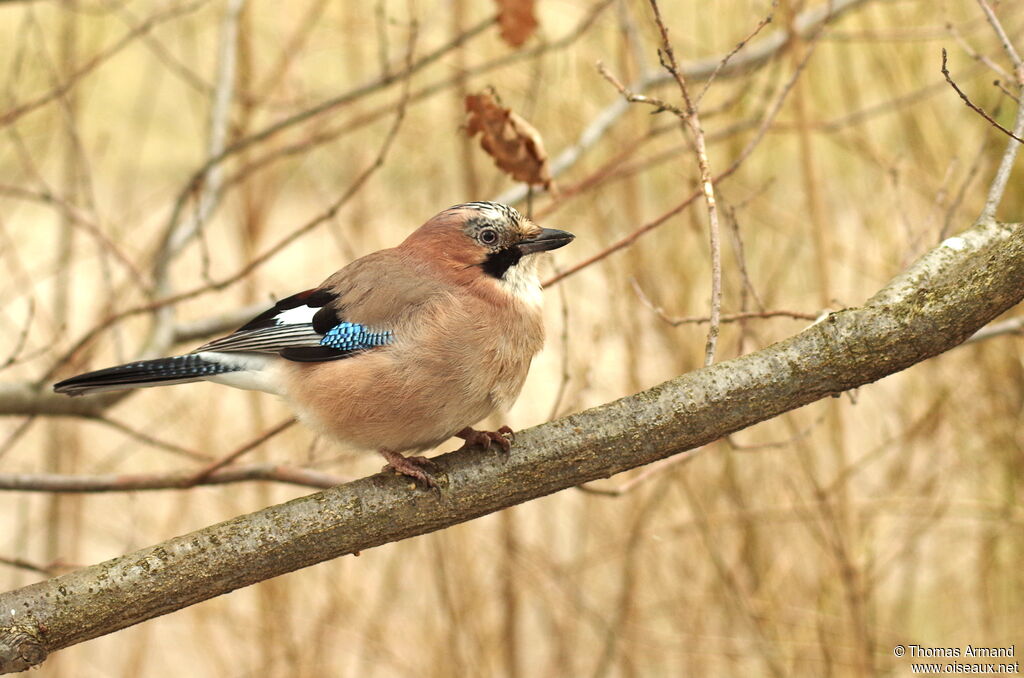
[519,228,575,255]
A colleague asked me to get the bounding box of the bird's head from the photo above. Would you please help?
[403,202,574,287]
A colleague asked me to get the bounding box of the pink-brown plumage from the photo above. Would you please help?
[281,205,549,454]
[53,202,573,486]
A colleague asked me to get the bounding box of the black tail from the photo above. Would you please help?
[53,354,241,396]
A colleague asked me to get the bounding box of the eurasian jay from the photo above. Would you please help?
[54,202,574,486]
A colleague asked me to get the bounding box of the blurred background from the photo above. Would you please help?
[1,0,1022,676]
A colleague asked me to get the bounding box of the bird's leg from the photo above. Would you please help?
[455,425,514,454]
[378,448,439,488]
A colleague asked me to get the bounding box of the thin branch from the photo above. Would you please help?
[630,279,819,326]
[0,184,146,287]
[724,201,768,316]
[151,13,494,277]
[0,299,33,371]
[544,33,819,288]
[0,0,212,128]
[979,95,1024,223]
[0,416,34,461]
[0,463,346,493]
[965,316,1024,343]
[495,0,876,207]
[644,0,724,366]
[153,0,245,270]
[994,78,1021,104]
[92,416,210,462]
[941,48,1024,144]
[171,303,267,345]
[975,0,1023,69]
[186,418,296,485]
[968,2,1024,223]
[695,1,777,106]
[0,557,62,578]
[148,0,246,361]
[947,20,1013,82]
[543,191,700,287]
[576,450,701,497]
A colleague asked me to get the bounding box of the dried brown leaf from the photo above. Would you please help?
[495,0,538,48]
[465,90,553,190]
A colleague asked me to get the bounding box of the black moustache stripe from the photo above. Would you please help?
[481,247,523,279]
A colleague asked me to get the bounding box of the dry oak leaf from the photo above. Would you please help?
[495,0,538,48]
[465,90,553,190]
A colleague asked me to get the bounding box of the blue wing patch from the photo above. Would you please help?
[320,323,393,351]
[278,321,394,362]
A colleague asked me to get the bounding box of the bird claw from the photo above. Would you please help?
[379,449,439,488]
[456,425,514,454]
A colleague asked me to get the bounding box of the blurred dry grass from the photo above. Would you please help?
[0,0,1022,676]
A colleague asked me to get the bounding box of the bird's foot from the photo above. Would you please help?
[455,425,514,454]
[379,448,439,488]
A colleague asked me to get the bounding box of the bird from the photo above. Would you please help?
[53,202,574,487]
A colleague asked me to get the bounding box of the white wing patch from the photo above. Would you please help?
[275,304,319,325]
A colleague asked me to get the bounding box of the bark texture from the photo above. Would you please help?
[0,219,1021,673]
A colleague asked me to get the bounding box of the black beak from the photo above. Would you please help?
[517,228,575,255]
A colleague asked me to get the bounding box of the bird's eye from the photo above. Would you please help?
[479,228,498,245]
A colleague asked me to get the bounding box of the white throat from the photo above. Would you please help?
[498,255,543,308]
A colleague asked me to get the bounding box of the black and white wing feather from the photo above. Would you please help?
[53,288,394,396]
[195,287,393,361]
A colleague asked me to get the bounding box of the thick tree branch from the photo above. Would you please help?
[1,218,1021,673]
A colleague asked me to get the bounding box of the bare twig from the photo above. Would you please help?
[186,418,296,485]
[576,450,702,497]
[0,463,346,493]
[941,49,1024,144]
[92,416,209,462]
[543,191,701,287]
[975,0,1023,69]
[724,202,768,318]
[0,184,146,287]
[171,302,267,345]
[630,279,818,326]
[966,1,1024,223]
[0,416,34,461]
[495,0,876,207]
[727,414,826,451]
[994,78,1021,104]
[0,556,66,578]
[947,20,1013,82]
[980,91,1024,221]
[643,0,723,366]
[149,0,246,359]
[151,13,494,278]
[0,299,34,371]
[695,2,777,106]
[0,0,211,127]
[544,32,820,288]
[965,316,1024,343]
